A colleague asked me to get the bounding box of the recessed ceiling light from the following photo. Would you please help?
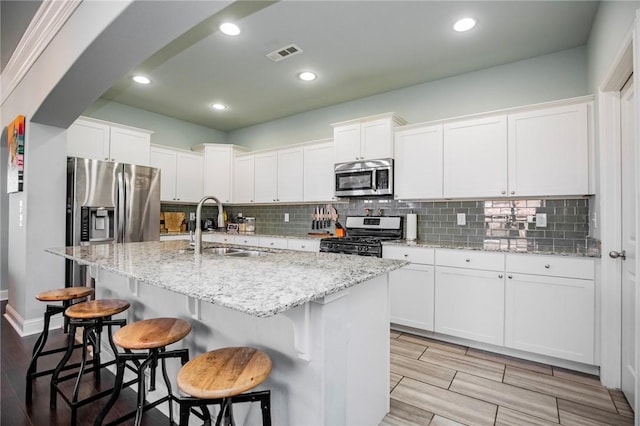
[453,17,476,32]
[210,103,227,111]
[219,22,240,36]
[132,75,150,84]
[298,71,317,81]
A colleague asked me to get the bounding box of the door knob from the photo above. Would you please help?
[609,250,626,260]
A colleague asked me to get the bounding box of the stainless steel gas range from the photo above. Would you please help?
[319,216,403,257]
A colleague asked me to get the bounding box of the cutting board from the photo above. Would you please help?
[163,212,185,232]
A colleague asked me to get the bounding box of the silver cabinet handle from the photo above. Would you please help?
[501,190,506,195]
[508,274,513,279]
[498,274,503,278]
[544,264,550,269]
[404,254,409,257]
[465,258,471,263]
[510,190,515,195]
[609,250,626,260]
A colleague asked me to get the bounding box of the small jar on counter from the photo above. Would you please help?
[245,217,255,233]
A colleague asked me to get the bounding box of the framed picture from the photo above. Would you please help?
[7,115,25,193]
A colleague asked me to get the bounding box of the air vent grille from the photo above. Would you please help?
[266,44,303,62]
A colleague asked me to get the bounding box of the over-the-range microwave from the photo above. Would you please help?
[334,158,393,197]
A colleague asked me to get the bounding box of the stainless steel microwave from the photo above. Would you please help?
[334,158,393,197]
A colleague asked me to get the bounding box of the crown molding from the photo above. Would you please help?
[1,0,82,105]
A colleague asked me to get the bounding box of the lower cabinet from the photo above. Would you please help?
[435,266,505,346]
[389,264,434,331]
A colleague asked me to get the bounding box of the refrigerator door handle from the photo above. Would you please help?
[117,169,125,242]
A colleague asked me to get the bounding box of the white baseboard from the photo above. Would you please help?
[0,289,7,301]
[3,303,63,337]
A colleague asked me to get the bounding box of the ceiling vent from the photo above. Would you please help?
[266,44,303,62]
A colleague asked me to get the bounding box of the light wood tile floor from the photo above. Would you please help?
[382,331,635,426]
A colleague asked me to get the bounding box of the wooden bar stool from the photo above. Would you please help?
[50,299,130,426]
[26,286,94,404]
[176,347,272,426]
[94,317,191,426]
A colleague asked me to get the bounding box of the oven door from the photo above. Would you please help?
[335,168,376,196]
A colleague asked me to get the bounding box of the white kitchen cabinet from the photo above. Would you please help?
[303,141,336,202]
[67,117,152,166]
[150,145,203,203]
[394,124,443,199]
[235,234,260,246]
[443,115,508,198]
[254,152,279,203]
[333,113,406,163]
[193,144,249,204]
[434,249,505,346]
[204,233,235,244]
[277,147,304,202]
[233,155,255,203]
[259,237,288,249]
[287,238,320,252]
[504,254,595,364]
[384,246,435,331]
[507,103,590,196]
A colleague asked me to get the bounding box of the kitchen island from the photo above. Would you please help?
[46,240,406,425]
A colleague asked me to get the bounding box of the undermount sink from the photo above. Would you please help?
[184,244,271,257]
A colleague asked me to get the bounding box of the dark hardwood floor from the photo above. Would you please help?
[1,301,170,425]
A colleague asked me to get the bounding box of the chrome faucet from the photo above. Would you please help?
[195,195,225,254]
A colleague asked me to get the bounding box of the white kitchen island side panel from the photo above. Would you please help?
[92,269,390,426]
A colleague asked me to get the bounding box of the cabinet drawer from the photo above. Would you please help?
[235,235,261,246]
[506,254,594,280]
[383,245,434,264]
[259,237,288,249]
[436,249,504,271]
[287,238,320,252]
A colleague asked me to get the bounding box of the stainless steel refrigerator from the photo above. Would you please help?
[66,157,160,286]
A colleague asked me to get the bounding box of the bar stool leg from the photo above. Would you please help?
[51,321,78,410]
[134,355,154,426]
[26,305,59,403]
[93,355,127,426]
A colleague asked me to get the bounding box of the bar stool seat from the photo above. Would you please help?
[95,317,191,426]
[51,299,130,426]
[26,286,94,404]
[177,347,272,426]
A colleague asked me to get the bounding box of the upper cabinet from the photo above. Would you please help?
[67,117,152,166]
[333,113,407,163]
[254,151,279,203]
[150,145,203,203]
[193,144,249,204]
[507,103,589,197]
[394,124,443,200]
[233,154,256,203]
[246,146,305,203]
[443,115,508,198]
[303,140,336,202]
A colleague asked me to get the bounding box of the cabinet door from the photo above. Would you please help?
[254,152,278,203]
[277,147,304,202]
[334,123,362,162]
[435,266,505,345]
[361,118,393,160]
[149,147,177,201]
[505,274,594,364]
[175,152,204,203]
[67,119,110,161]
[233,155,255,203]
[303,142,335,202]
[203,146,233,203]
[443,115,507,198]
[508,103,589,196]
[389,264,434,331]
[394,124,443,199]
[109,126,151,166]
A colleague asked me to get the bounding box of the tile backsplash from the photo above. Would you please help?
[162,197,595,254]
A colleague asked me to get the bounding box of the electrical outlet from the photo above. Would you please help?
[457,213,466,226]
[189,212,195,221]
[284,213,290,222]
[536,213,547,227]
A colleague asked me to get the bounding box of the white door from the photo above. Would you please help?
[619,76,636,411]
[233,155,255,203]
[361,118,393,160]
[175,152,204,203]
[109,126,151,166]
[394,124,443,199]
[277,147,304,202]
[149,146,177,201]
[254,152,278,203]
[303,142,334,202]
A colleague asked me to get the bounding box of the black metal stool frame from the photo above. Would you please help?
[94,346,190,426]
[26,300,86,404]
[50,315,133,425]
[177,390,272,426]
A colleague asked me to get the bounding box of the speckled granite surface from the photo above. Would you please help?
[382,240,601,258]
[46,240,406,317]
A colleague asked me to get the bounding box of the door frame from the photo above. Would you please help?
[597,14,639,417]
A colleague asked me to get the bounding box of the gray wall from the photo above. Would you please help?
[227,46,589,150]
[83,98,227,150]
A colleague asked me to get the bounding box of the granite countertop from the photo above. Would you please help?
[46,240,406,317]
[382,240,601,258]
[162,230,326,241]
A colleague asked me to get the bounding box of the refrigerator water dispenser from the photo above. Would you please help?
[81,207,114,242]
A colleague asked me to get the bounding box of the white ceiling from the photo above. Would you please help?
[11,1,600,132]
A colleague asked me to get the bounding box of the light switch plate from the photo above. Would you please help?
[457,213,466,226]
[284,213,290,222]
[189,212,196,221]
[536,213,547,227]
